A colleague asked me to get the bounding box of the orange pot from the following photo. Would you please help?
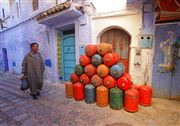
[96,85,109,107]
[97,64,109,78]
[97,43,113,56]
[65,81,73,98]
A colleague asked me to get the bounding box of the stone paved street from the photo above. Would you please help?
[0,73,180,126]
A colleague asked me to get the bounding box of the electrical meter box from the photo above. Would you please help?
[140,35,153,48]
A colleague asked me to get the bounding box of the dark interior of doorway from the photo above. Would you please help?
[63,29,75,35]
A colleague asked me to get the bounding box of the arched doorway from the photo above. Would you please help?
[100,28,130,72]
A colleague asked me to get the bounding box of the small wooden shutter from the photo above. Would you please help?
[32,0,39,11]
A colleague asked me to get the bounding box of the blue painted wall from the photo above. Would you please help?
[0,19,56,81]
[0,0,95,83]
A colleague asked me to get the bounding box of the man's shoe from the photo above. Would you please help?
[32,95,38,100]
[37,91,40,96]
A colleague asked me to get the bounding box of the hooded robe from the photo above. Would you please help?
[22,52,45,95]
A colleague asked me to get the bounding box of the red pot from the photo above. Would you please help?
[112,53,120,62]
[80,74,90,85]
[84,64,96,77]
[124,88,139,112]
[79,55,91,66]
[139,84,152,106]
[103,53,117,67]
[103,75,116,88]
[131,84,139,91]
[91,74,103,87]
[70,73,79,83]
[123,73,132,84]
[85,44,97,57]
[73,82,84,101]
[117,76,131,91]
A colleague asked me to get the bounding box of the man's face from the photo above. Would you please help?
[31,44,39,53]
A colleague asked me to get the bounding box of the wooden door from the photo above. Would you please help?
[100,29,130,72]
[152,24,180,100]
[62,34,76,81]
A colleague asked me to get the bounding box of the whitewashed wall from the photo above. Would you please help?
[92,13,144,84]
[91,0,154,85]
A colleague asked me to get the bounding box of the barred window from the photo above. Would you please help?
[32,0,39,11]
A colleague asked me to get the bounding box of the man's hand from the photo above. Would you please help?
[19,73,26,80]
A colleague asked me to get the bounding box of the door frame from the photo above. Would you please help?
[61,34,75,81]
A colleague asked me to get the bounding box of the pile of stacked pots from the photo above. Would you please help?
[65,43,152,112]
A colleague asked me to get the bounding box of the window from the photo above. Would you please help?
[32,0,39,11]
[9,0,14,7]
[8,0,20,19]
[16,2,19,18]
[2,8,5,18]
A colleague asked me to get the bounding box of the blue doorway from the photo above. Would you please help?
[152,24,180,100]
[62,33,76,81]
[2,48,9,72]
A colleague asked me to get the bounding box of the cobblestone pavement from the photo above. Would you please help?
[0,73,180,126]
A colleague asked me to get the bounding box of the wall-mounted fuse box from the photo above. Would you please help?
[140,35,153,49]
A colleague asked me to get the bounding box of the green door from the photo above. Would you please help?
[62,34,76,81]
